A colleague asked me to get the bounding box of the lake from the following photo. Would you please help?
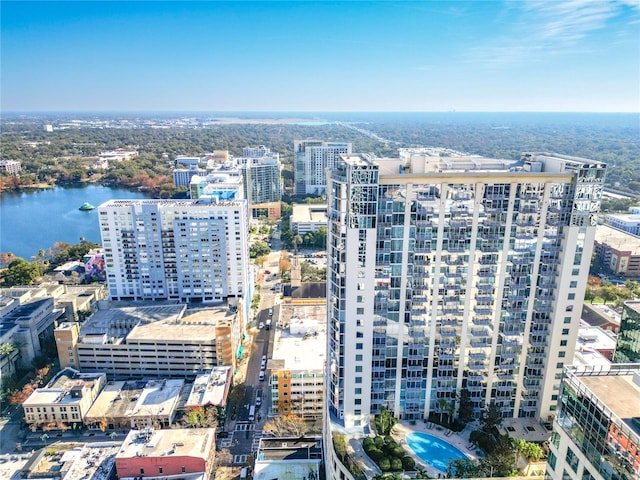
[0,185,151,260]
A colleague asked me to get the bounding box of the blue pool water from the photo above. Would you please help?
[406,432,469,472]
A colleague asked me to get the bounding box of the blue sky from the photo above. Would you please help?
[2,1,639,112]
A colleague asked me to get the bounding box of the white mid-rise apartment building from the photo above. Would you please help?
[99,198,250,304]
[294,140,352,195]
[173,165,207,189]
[326,150,606,430]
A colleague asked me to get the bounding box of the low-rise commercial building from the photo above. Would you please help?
[605,212,640,236]
[55,303,242,379]
[21,442,119,480]
[576,324,617,361]
[85,378,184,429]
[115,428,216,480]
[184,367,232,409]
[547,364,640,480]
[269,306,325,420]
[290,204,327,235]
[594,225,640,277]
[0,288,63,371]
[254,437,322,480]
[23,368,106,430]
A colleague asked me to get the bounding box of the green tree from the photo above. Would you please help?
[374,406,397,436]
[250,241,271,259]
[457,387,475,423]
[601,285,619,304]
[447,458,480,478]
[520,441,543,461]
[481,402,503,433]
[3,258,41,286]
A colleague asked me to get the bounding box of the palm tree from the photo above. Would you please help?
[0,342,18,376]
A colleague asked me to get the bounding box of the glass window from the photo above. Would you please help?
[566,447,579,472]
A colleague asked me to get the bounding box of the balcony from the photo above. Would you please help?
[473,317,493,327]
[471,328,492,338]
[468,363,487,371]
[469,351,487,360]
[477,270,496,278]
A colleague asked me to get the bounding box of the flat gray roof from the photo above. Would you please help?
[595,224,640,254]
[579,373,640,435]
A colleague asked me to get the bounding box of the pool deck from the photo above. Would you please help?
[391,421,479,477]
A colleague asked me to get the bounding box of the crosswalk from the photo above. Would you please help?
[251,431,265,451]
[223,422,266,466]
[233,454,248,465]
[234,422,255,431]
[219,438,233,449]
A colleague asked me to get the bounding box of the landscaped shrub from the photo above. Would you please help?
[362,435,416,472]
[382,440,398,454]
[391,446,405,458]
[367,448,386,462]
[470,430,495,453]
[402,456,416,470]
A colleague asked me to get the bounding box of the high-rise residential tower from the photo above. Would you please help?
[326,150,606,430]
[294,140,352,196]
[99,198,250,305]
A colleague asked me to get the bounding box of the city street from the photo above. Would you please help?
[221,238,282,465]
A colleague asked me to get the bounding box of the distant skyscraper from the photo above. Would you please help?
[243,145,272,158]
[326,150,606,429]
[99,198,250,304]
[241,159,281,214]
[294,141,352,196]
[173,165,207,189]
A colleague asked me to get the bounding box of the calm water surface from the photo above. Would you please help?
[0,185,150,260]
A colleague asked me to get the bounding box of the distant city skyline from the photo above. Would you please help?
[2,1,639,113]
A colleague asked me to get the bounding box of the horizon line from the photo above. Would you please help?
[2,110,639,115]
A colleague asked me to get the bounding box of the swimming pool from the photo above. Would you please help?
[405,432,469,472]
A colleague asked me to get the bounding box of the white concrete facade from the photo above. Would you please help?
[99,199,250,303]
[294,141,352,196]
[327,151,606,430]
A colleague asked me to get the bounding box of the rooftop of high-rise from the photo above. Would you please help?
[566,364,640,437]
[339,150,605,177]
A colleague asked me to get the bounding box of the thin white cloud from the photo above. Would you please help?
[463,0,639,67]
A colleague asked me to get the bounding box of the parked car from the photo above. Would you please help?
[259,371,265,381]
